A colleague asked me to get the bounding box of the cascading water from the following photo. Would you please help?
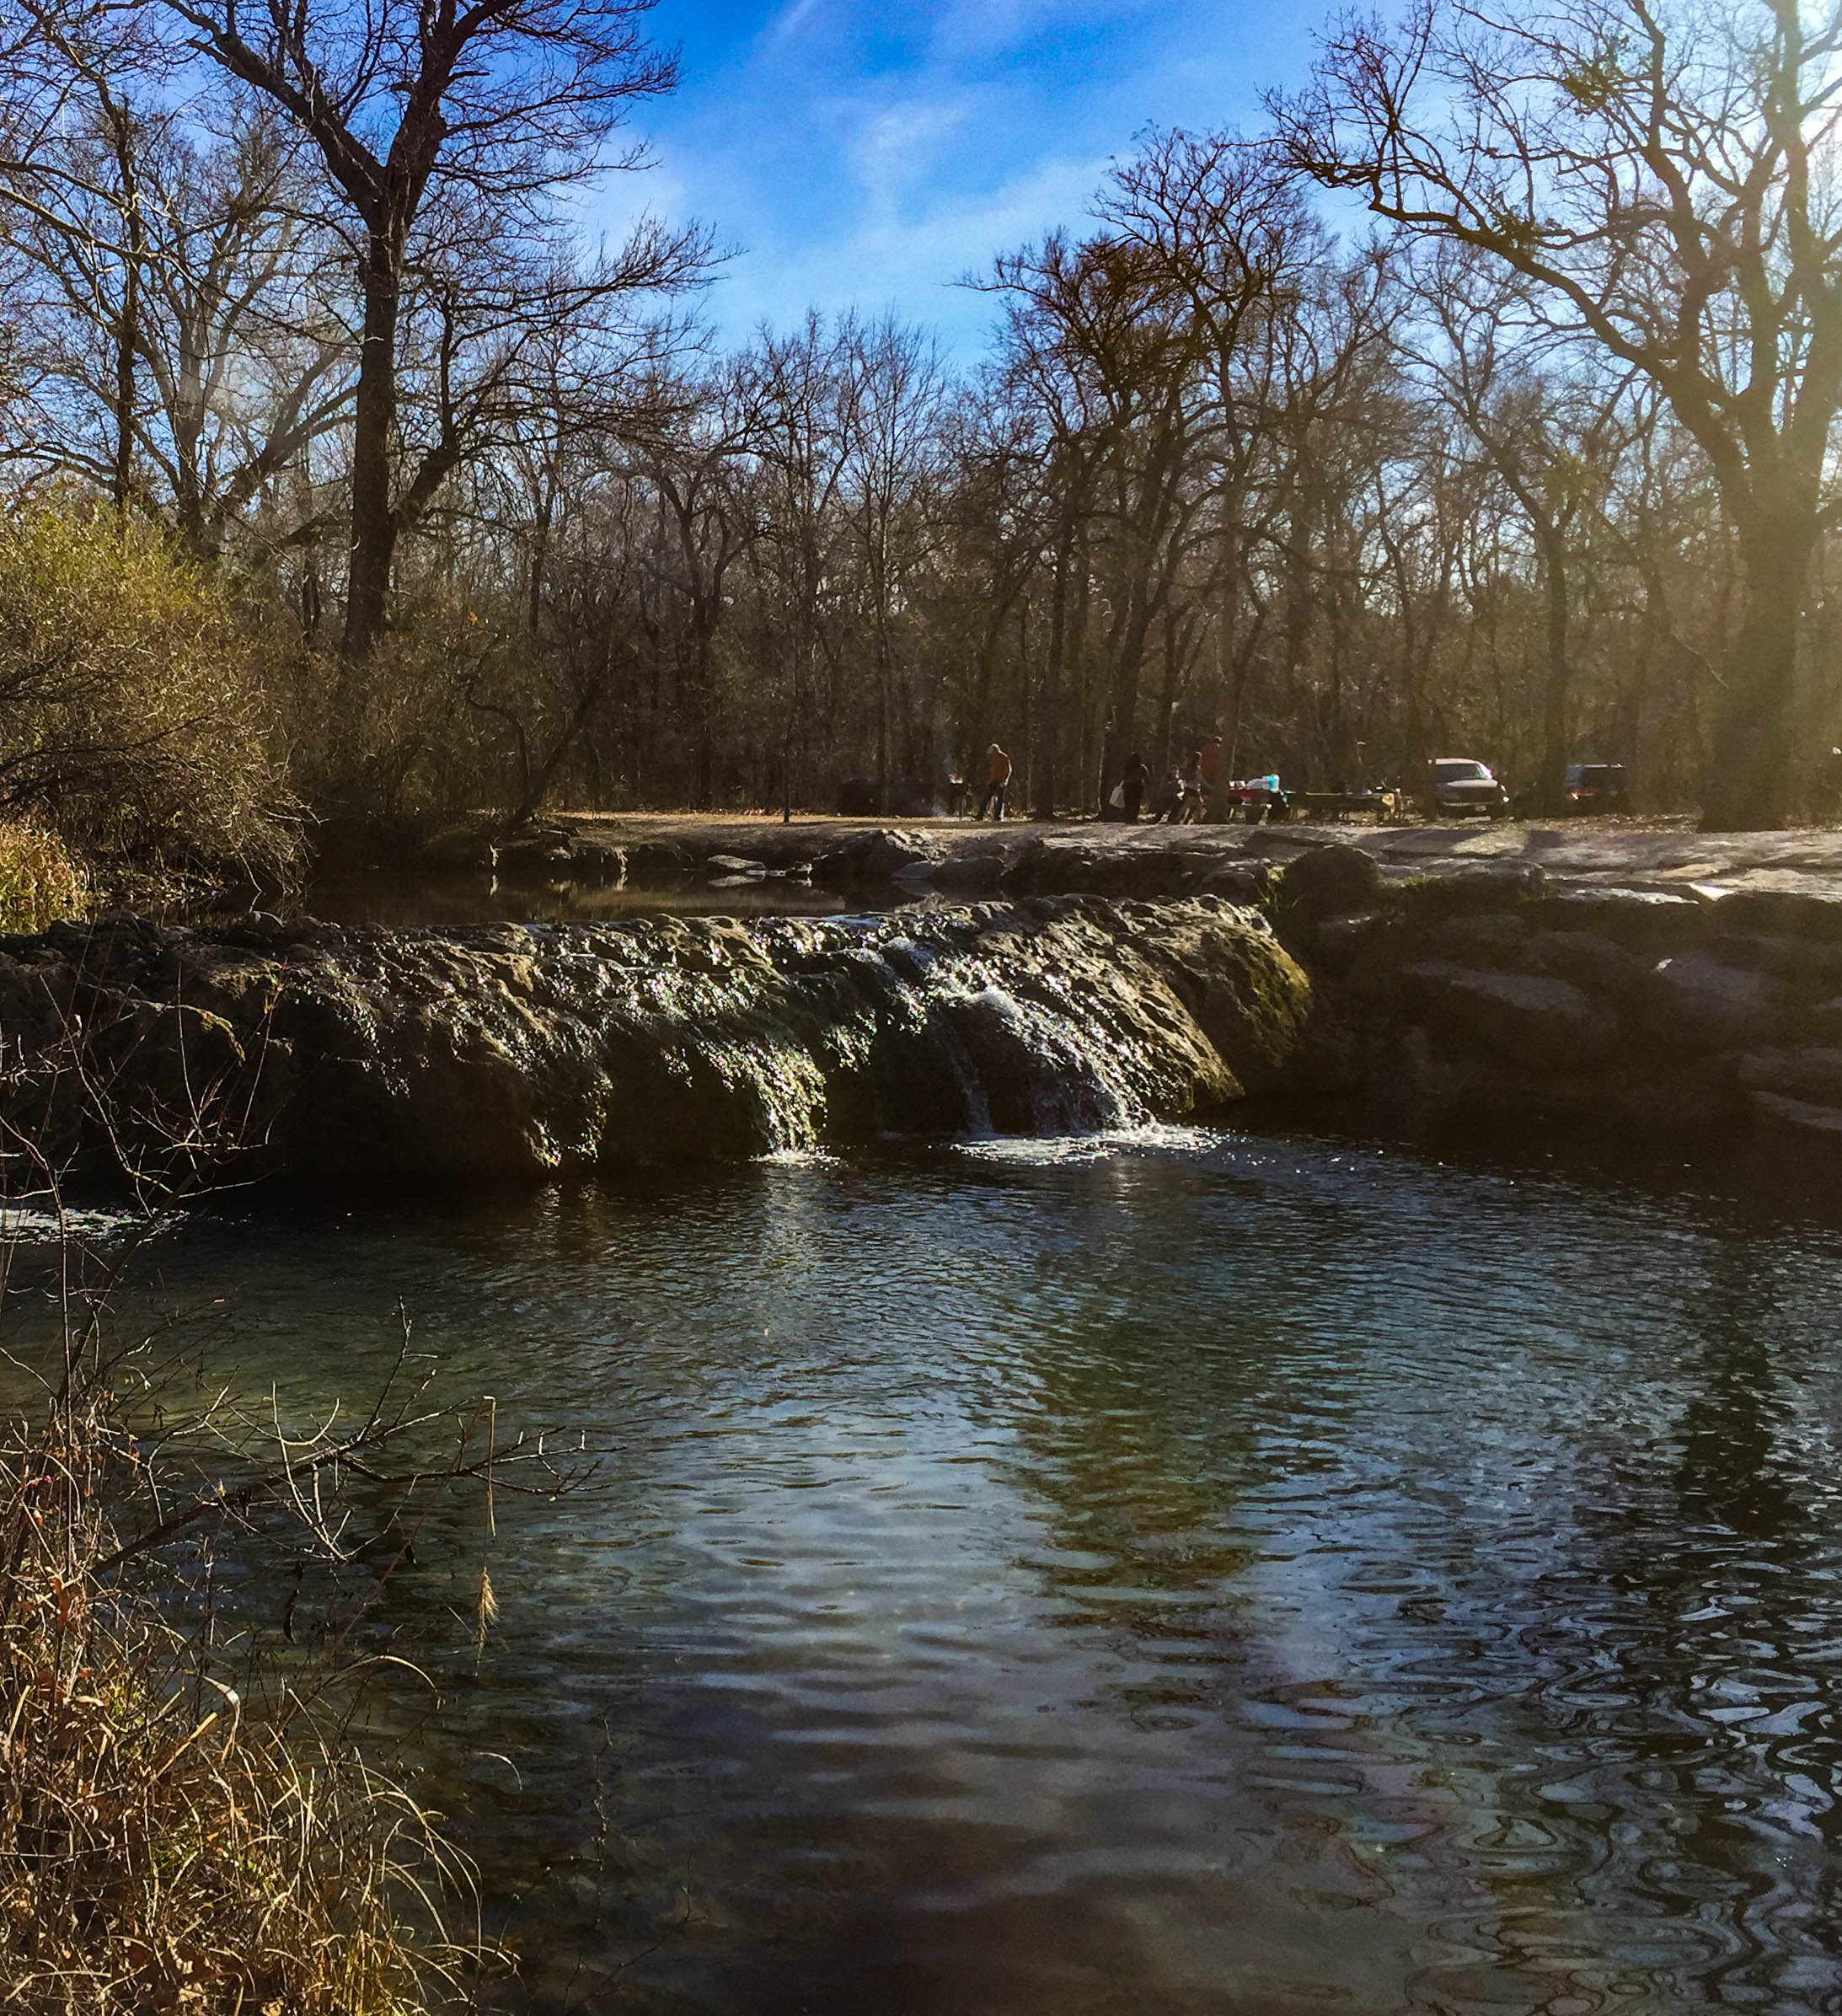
[0,898,1313,1187]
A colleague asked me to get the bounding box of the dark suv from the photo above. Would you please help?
[1564,763,1630,813]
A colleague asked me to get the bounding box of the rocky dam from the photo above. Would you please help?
[7,836,1842,1188]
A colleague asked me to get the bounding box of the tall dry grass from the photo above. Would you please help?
[0,826,86,935]
[0,1384,474,2013]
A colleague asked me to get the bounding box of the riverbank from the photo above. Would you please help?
[537,807,1842,903]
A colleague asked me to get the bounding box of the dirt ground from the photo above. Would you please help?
[557,808,1842,897]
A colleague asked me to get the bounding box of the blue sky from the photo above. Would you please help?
[599,0,1324,357]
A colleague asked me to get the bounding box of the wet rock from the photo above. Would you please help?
[706,854,767,878]
[570,839,626,886]
[1133,904,1313,1095]
[493,834,575,883]
[1310,909,1399,977]
[1748,1090,1842,1134]
[1400,960,1618,1065]
[420,827,498,875]
[0,899,1311,1188]
[1736,1046,1842,1105]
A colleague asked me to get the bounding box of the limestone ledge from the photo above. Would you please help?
[0,898,1309,1188]
[1279,846,1842,1144]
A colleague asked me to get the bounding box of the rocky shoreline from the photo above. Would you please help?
[1272,845,1842,1145]
[8,828,1842,1190]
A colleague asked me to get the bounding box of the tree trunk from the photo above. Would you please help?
[1536,528,1570,816]
[1033,504,1074,819]
[341,236,403,663]
[1701,506,1819,831]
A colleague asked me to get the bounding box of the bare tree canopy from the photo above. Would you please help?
[1273,0,1842,826]
[5,0,1842,846]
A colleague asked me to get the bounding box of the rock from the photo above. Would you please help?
[625,840,697,885]
[930,850,1008,893]
[1419,913,1530,965]
[570,839,626,886]
[1705,930,1842,992]
[1748,1090,1842,1135]
[0,899,1312,1188]
[1526,887,1712,952]
[420,827,497,874]
[1709,887,1842,942]
[861,829,943,882]
[1276,844,1385,920]
[1736,1046,1842,1104]
[706,854,768,878]
[1643,956,1782,1048]
[1133,904,1314,1094]
[492,835,574,882]
[1523,930,1652,1000]
[1003,842,1191,899]
[1401,863,1546,920]
[1804,995,1842,1044]
[1311,909,1398,976]
[1401,960,1618,1064]
[1191,861,1273,905]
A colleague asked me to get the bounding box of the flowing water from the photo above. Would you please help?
[43,1129,1842,2012]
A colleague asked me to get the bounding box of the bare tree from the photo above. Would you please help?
[162,0,694,661]
[1277,0,1842,826]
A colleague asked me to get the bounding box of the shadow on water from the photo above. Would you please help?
[19,1126,1842,2013]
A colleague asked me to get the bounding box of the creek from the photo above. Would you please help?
[87,1124,1842,2013]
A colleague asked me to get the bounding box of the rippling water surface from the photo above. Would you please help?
[88,1133,1842,2011]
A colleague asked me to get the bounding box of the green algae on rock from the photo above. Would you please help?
[0,899,1311,1187]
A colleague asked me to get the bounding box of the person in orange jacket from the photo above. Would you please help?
[977,743,1013,820]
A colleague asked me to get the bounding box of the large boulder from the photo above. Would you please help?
[860,829,944,882]
[1400,862,1546,921]
[1736,1046,1842,1105]
[1400,960,1618,1065]
[1522,930,1652,1001]
[1276,844,1385,921]
[1642,956,1783,1049]
[624,839,697,885]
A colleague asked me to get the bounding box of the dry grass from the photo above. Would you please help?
[0,826,86,936]
[0,1391,470,2013]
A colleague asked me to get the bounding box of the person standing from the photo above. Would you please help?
[1198,734,1224,819]
[977,743,1013,821]
[1122,752,1150,823]
[1180,751,1206,823]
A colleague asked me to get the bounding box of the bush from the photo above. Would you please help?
[0,823,86,932]
[0,505,298,880]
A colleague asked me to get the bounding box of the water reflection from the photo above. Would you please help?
[31,1134,1842,2013]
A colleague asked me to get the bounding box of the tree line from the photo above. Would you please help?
[5,0,1842,850]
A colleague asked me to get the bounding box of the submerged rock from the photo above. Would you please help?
[0,899,1311,1188]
